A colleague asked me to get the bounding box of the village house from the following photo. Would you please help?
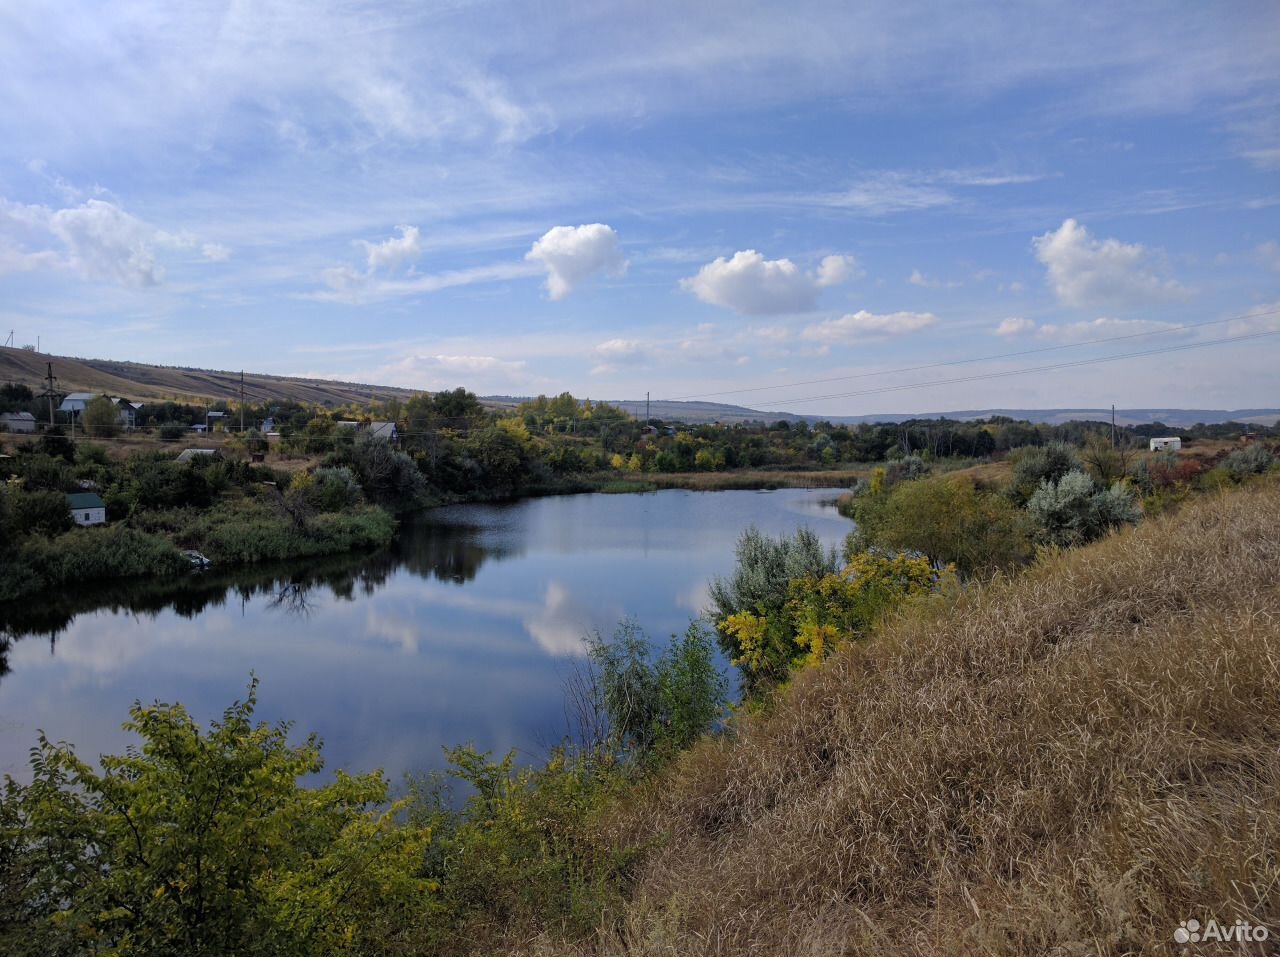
[57,393,141,429]
[1149,437,1182,451]
[0,411,37,433]
[67,491,107,526]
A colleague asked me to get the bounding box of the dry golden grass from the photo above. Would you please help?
[595,479,1280,956]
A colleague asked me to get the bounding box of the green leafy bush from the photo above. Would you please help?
[0,682,433,956]
[1008,442,1082,504]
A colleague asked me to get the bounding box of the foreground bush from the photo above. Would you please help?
[0,682,433,956]
[1025,469,1141,547]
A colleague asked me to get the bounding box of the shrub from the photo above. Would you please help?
[9,488,73,536]
[1026,470,1141,547]
[157,420,188,441]
[581,620,727,762]
[0,682,432,956]
[845,475,1035,577]
[1008,442,1081,504]
[80,395,119,438]
[1223,443,1276,481]
[337,433,427,510]
[708,526,839,627]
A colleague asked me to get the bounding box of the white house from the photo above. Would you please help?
[176,448,222,463]
[1149,437,1182,451]
[67,491,107,526]
[0,411,37,433]
[57,393,139,429]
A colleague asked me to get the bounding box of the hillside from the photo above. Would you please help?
[605,480,1280,955]
[0,346,419,407]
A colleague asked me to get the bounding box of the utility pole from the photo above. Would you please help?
[39,362,58,428]
[1111,404,1116,448]
[645,391,650,425]
[240,370,245,433]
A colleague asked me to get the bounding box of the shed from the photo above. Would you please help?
[0,411,37,433]
[67,491,107,526]
[1149,437,1182,452]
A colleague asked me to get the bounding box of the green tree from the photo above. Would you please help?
[0,681,432,956]
[81,395,120,438]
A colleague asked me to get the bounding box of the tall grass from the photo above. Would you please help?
[596,479,1280,956]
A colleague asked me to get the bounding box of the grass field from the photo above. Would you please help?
[593,478,1280,956]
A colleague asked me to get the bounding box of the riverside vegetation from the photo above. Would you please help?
[1,423,1276,954]
[4,381,1276,604]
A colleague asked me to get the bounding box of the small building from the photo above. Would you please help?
[57,393,139,429]
[368,421,399,443]
[67,491,107,527]
[0,411,37,433]
[1149,437,1182,452]
[57,392,98,416]
[336,420,361,430]
[176,448,223,463]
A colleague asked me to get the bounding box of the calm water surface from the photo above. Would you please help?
[0,489,850,781]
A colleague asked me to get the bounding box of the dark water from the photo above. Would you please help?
[0,489,851,782]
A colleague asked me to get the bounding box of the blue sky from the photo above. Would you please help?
[1,1,1278,415]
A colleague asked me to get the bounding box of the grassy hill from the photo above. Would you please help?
[0,346,419,407]
[602,479,1280,955]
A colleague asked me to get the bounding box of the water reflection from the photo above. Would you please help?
[0,489,850,781]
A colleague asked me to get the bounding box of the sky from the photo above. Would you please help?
[0,0,1278,416]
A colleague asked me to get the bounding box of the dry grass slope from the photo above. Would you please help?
[0,346,419,406]
[604,480,1280,956]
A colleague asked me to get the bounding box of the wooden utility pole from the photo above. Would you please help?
[1111,404,1116,448]
[645,391,650,425]
[240,370,245,433]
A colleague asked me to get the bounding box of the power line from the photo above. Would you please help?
[739,326,1280,408]
[662,307,1280,403]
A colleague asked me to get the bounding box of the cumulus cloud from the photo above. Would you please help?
[994,316,1036,336]
[357,353,529,390]
[526,223,626,300]
[1033,219,1188,308]
[681,249,858,316]
[815,254,861,287]
[361,225,423,271]
[524,582,592,656]
[802,309,938,344]
[0,195,219,286]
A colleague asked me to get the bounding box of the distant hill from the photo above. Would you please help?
[0,346,419,407]
[604,398,1280,428]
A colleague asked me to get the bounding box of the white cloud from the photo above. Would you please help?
[994,316,1036,336]
[593,338,648,362]
[1257,240,1280,272]
[829,173,956,215]
[361,225,423,272]
[526,223,626,300]
[1036,316,1184,342]
[681,249,857,316]
[1033,218,1188,308]
[802,309,938,344]
[524,582,592,656]
[908,268,961,289]
[815,254,861,287]
[48,200,172,286]
[201,242,231,262]
[355,353,529,390]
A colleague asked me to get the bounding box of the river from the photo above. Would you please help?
[0,488,851,781]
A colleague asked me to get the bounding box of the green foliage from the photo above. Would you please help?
[585,620,727,762]
[708,526,839,624]
[306,466,364,512]
[178,498,394,565]
[1025,470,1142,547]
[845,475,1035,577]
[406,745,633,953]
[0,681,433,956]
[334,434,427,511]
[1223,443,1276,481]
[81,395,120,438]
[1009,442,1082,505]
[8,488,73,536]
[722,551,949,684]
[157,421,188,441]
